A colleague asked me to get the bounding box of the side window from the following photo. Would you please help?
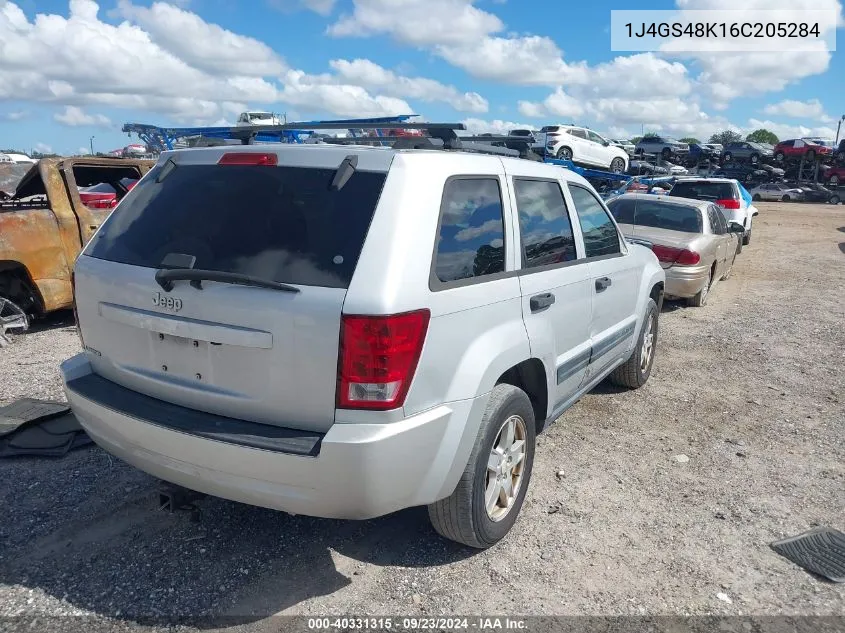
[707,206,724,234]
[605,197,635,224]
[513,179,576,269]
[569,129,587,139]
[568,185,622,258]
[587,131,605,144]
[434,178,506,283]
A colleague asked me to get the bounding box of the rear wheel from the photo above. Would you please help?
[0,296,29,336]
[775,151,785,162]
[721,259,733,280]
[661,148,672,160]
[557,146,573,161]
[610,157,625,173]
[743,231,751,246]
[428,384,535,549]
[723,152,733,162]
[752,194,762,201]
[830,175,840,186]
[750,153,759,164]
[831,195,841,205]
[687,268,712,308]
[609,298,658,389]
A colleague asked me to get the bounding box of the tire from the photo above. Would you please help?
[831,195,841,205]
[830,175,839,186]
[742,230,751,245]
[745,173,754,184]
[782,195,790,202]
[836,151,845,163]
[752,194,761,201]
[609,298,658,389]
[557,146,573,161]
[687,268,712,308]
[661,148,672,160]
[723,152,732,162]
[721,260,733,281]
[775,151,785,162]
[428,384,536,549]
[610,157,625,173]
[750,153,759,164]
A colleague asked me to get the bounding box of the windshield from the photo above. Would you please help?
[85,163,387,289]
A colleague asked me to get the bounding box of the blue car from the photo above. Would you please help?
[688,143,715,162]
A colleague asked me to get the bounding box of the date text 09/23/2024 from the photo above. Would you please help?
[307,617,528,630]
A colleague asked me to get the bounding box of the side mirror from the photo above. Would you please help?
[728,222,744,233]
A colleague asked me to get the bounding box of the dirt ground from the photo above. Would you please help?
[0,201,843,630]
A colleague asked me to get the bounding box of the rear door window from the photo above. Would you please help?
[513,179,577,269]
[569,129,587,139]
[568,185,622,257]
[434,178,506,283]
[605,197,635,224]
[85,162,387,289]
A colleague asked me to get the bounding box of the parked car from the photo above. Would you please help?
[540,125,629,172]
[627,160,670,176]
[712,165,769,185]
[607,193,741,307]
[61,141,665,549]
[687,143,715,162]
[0,158,154,332]
[773,138,833,162]
[704,143,723,155]
[722,142,774,165]
[610,139,636,156]
[793,183,835,203]
[634,136,690,160]
[821,164,845,186]
[759,164,785,178]
[748,183,804,202]
[668,177,759,246]
[665,162,688,176]
[78,178,138,209]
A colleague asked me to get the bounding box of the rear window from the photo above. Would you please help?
[669,181,735,202]
[632,199,702,233]
[540,126,560,132]
[85,163,387,289]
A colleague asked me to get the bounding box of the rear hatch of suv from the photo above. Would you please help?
[74,146,392,433]
[668,180,743,224]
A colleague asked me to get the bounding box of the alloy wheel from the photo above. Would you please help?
[485,415,527,522]
[640,313,656,372]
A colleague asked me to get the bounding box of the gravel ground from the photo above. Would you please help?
[0,201,843,630]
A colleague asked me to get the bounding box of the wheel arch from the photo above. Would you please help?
[0,261,45,314]
[495,358,548,435]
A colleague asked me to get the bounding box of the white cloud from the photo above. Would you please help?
[114,1,287,76]
[280,70,413,118]
[329,59,488,112]
[1,110,29,121]
[460,118,532,135]
[328,0,503,45]
[762,99,832,122]
[517,101,545,118]
[745,118,837,141]
[54,105,112,127]
[34,142,52,153]
[0,0,443,125]
[77,146,90,154]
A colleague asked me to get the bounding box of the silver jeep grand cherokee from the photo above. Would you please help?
[62,142,665,548]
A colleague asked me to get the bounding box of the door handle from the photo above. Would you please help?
[595,277,612,292]
[529,293,555,312]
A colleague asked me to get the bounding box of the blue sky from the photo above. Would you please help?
[1,0,843,155]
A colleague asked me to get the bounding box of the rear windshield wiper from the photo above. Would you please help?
[155,268,300,293]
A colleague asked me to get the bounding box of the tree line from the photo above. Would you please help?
[629,129,780,146]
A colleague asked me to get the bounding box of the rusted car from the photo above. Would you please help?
[0,157,154,333]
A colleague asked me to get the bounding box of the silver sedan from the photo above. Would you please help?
[606,193,743,307]
[748,183,805,202]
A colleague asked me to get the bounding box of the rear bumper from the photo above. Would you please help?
[61,353,483,520]
[664,264,710,298]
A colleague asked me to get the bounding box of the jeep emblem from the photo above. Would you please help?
[152,292,182,312]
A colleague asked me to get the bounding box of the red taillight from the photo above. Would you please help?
[716,198,741,209]
[217,152,278,166]
[337,310,430,410]
[651,244,700,266]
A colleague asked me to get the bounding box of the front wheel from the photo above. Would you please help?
[775,151,785,162]
[831,195,841,205]
[830,175,840,186]
[557,146,573,161]
[752,194,762,201]
[428,384,536,549]
[742,231,751,246]
[750,153,759,164]
[782,195,791,202]
[609,298,658,389]
[723,152,733,162]
[610,157,625,173]
[661,148,672,160]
